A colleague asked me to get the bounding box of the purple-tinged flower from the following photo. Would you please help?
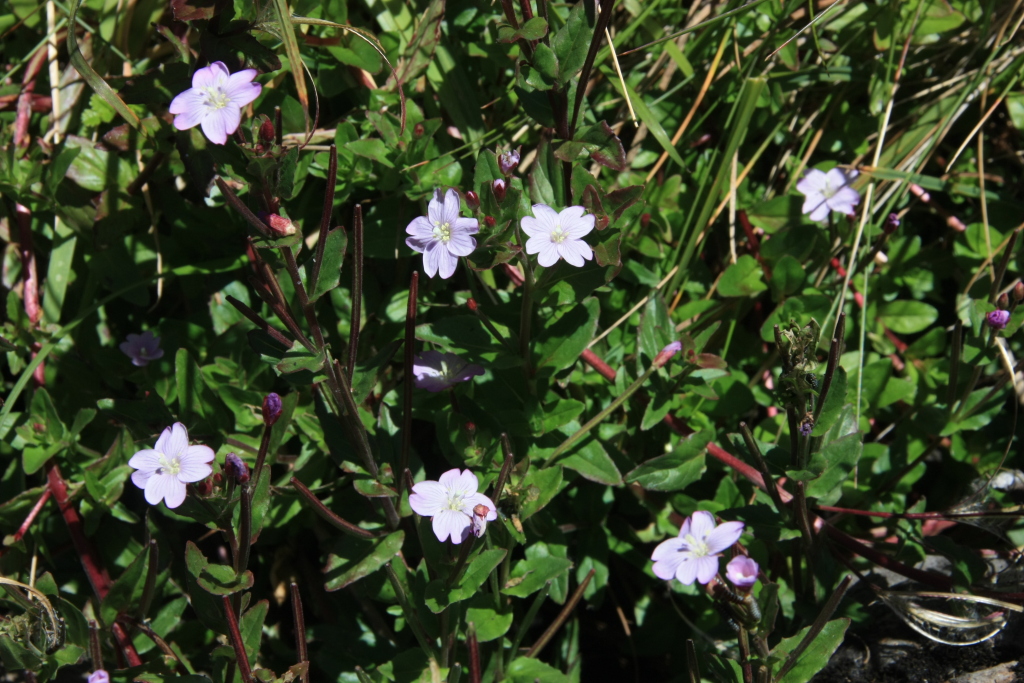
[128,423,215,509]
[884,212,900,235]
[262,392,283,425]
[492,178,507,203]
[412,351,484,392]
[651,511,744,585]
[119,330,164,367]
[471,503,491,538]
[465,190,480,212]
[799,417,814,437]
[405,188,479,279]
[654,341,683,368]
[169,61,262,145]
[521,204,595,268]
[224,453,250,484]
[498,148,520,176]
[986,310,1010,330]
[410,468,498,544]
[89,671,110,683]
[726,556,759,590]
[796,167,860,223]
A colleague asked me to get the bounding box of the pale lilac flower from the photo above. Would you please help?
[128,423,215,509]
[405,188,479,279]
[521,204,595,268]
[89,671,110,683]
[169,61,262,145]
[651,511,744,585]
[119,330,164,367]
[498,148,520,176]
[412,351,484,392]
[654,341,683,368]
[796,168,860,223]
[987,310,1010,330]
[410,469,498,544]
[726,556,759,590]
[471,503,491,538]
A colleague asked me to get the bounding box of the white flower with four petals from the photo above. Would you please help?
[405,189,479,279]
[128,423,215,509]
[521,204,595,267]
[409,468,497,544]
[651,511,744,585]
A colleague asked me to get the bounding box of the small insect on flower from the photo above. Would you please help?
[129,423,215,509]
[405,188,479,279]
[521,204,595,268]
[651,511,744,585]
[169,62,262,145]
[119,330,165,367]
[797,167,860,223]
[410,469,498,544]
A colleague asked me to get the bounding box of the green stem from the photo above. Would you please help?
[518,257,536,379]
[385,563,439,662]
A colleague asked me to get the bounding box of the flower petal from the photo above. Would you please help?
[808,201,831,223]
[705,520,744,554]
[427,189,445,225]
[796,169,827,195]
[675,558,700,585]
[225,70,261,106]
[463,493,498,519]
[651,536,687,562]
[129,448,162,473]
[200,109,229,145]
[438,468,464,489]
[446,232,477,257]
[131,469,152,489]
[453,469,480,495]
[406,215,435,239]
[824,167,852,190]
[557,239,592,267]
[177,445,215,482]
[422,242,441,278]
[164,423,191,460]
[436,248,458,279]
[192,62,229,89]
[144,473,184,507]
[410,480,448,516]
[530,204,560,232]
[453,216,479,235]
[433,509,470,543]
[441,188,462,227]
[520,215,546,238]
[828,186,860,215]
[688,511,717,540]
[562,211,595,239]
[406,235,433,254]
[693,555,720,584]
[524,234,548,255]
[536,242,561,267]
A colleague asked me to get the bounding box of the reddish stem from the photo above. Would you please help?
[8,488,50,546]
[222,596,255,683]
[580,349,615,381]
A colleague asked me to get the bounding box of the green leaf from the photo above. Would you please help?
[498,16,549,42]
[535,298,599,372]
[506,658,571,683]
[175,348,206,422]
[879,300,938,334]
[551,1,595,84]
[719,255,768,297]
[534,399,585,435]
[625,431,709,491]
[196,564,255,596]
[558,432,622,485]
[424,548,507,612]
[812,367,848,438]
[307,226,348,302]
[502,556,573,597]
[101,546,149,625]
[770,255,805,299]
[240,600,269,670]
[324,530,404,591]
[347,139,395,168]
[465,594,513,642]
[518,466,564,520]
[773,618,850,683]
[803,433,861,505]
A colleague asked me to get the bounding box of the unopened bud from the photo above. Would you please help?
[884,213,900,235]
[414,122,425,138]
[195,479,213,496]
[465,190,480,211]
[465,422,476,433]
[471,503,490,537]
[467,298,478,312]
[986,310,1010,330]
[492,178,506,203]
[484,215,496,228]
[999,292,1010,310]
[1014,281,1024,302]
[224,453,250,484]
[653,341,683,368]
[498,147,520,176]
[262,392,283,425]
[258,117,275,146]
[640,213,651,229]
[258,212,297,237]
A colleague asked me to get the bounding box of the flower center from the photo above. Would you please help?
[444,489,468,512]
[683,533,711,557]
[139,346,149,357]
[821,181,836,200]
[155,454,182,477]
[550,224,567,243]
[433,221,452,243]
[202,86,231,111]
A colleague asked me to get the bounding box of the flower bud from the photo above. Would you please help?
[258,117,275,147]
[1014,281,1024,302]
[883,213,900,234]
[986,310,1010,330]
[262,392,283,425]
[999,292,1010,310]
[640,213,651,229]
[414,122,425,138]
[471,503,490,537]
[492,178,506,203]
[89,670,110,683]
[498,147,520,176]
[467,298,478,312]
[465,422,476,433]
[725,556,759,591]
[484,215,496,228]
[258,212,297,237]
[653,341,682,368]
[465,190,480,212]
[224,452,250,484]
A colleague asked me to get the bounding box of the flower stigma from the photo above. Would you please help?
[683,533,710,557]
[432,220,452,243]
[203,86,230,110]
[550,224,567,243]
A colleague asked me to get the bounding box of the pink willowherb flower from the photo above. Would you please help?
[986,310,1010,330]
[405,189,479,279]
[726,555,759,590]
[128,423,215,508]
[521,204,595,268]
[119,330,164,367]
[651,511,744,585]
[796,167,860,223]
[169,62,262,145]
[412,351,484,392]
[409,469,497,544]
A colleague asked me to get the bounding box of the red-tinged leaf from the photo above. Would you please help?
[170,0,216,21]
